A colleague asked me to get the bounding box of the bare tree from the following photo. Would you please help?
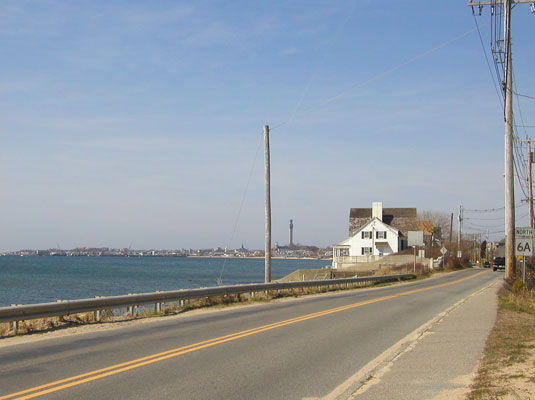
[419,211,454,244]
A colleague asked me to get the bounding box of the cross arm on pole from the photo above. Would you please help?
[468,0,534,5]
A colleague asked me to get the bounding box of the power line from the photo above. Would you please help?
[217,129,264,285]
[514,92,535,100]
[463,204,522,212]
[303,26,478,111]
[472,14,504,107]
[465,211,527,230]
[464,221,504,229]
[465,215,506,221]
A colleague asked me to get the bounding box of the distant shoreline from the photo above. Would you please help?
[188,255,332,261]
[0,254,333,261]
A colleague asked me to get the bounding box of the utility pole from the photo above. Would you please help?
[519,137,534,227]
[449,213,453,245]
[458,205,462,257]
[469,0,534,281]
[529,138,534,228]
[263,125,271,283]
[503,0,515,281]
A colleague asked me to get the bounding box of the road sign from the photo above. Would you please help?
[440,247,447,255]
[516,227,534,238]
[515,227,534,256]
[408,231,424,247]
[516,239,533,256]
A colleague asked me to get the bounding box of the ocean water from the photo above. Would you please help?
[0,256,329,306]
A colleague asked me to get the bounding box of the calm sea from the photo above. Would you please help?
[0,256,329,306]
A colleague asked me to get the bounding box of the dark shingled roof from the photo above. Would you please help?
[349,208,417,219]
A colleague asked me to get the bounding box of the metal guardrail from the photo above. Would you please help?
[0,274,416,324]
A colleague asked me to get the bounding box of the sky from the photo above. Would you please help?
[1,1,534,251]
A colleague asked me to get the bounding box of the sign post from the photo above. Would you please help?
[515,227,533,283]
[440,247,447,268]
[408,231,424,274]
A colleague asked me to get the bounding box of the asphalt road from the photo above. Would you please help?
[0,269,501,400]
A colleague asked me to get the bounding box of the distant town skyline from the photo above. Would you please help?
[1,1,534,252]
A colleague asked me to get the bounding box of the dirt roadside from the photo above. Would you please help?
[467,282,535,399]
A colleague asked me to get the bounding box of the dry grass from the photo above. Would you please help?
[468,284,535,399]
[0,311,118,337]
[0,323,9,336]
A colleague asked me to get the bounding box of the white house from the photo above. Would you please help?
[332,202,409,269]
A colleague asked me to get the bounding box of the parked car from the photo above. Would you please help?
[492,256,506,271]
[483,261,491,268]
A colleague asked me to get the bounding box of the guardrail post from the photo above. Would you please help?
[133,306,138,316]
[127,293,134,316]
[93,296,102,322]
[9,304,19,333]
[154,291,162,313]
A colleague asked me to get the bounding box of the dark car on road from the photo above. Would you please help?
[483,261,491,268]
[492,257,505,271]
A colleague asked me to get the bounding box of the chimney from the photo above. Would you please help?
[372,202,383,221]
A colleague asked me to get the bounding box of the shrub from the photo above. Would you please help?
[512,280,526,294]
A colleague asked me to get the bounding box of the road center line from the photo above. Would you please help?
[1,271,486,400]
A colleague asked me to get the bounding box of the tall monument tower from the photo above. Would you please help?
[289,219,294,247]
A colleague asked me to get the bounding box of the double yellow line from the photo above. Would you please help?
[1,271,486,400]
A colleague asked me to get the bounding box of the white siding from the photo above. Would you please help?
[347,218,399,257]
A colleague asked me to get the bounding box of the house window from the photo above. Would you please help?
[362,231,372,239]
[361,247,372,255]
[376,231,387,239]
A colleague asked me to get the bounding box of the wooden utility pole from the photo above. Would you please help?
[458,205,462,256]
[529,138,534,228]
[469,0,534,280]
[449,213,453,245]
[503,0,515,281]
[520,137,534,227]
[263,125,271,283]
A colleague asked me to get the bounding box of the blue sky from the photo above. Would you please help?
[0,1,534,251]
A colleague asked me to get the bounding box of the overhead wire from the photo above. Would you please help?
[473,4,530,204]
[472,13,504,107]
[463,203,524,212]
[514,92,535,100]
[464,221,504,229]
[464,215,506,221]
[511,65,531,200]
[217,130,264,285]
[291,26,479,114]
[271,1,359,131]
[463,209,528,230]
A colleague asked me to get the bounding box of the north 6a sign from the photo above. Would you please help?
[516,240,533,256]
[515,227,534,256]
